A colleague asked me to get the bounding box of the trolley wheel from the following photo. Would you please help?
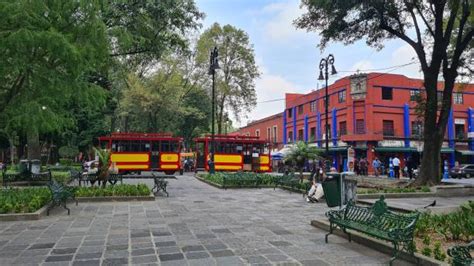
[179,169,184,175]
[164,171,175,175]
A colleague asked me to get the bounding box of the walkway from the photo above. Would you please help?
[0,173,412,265]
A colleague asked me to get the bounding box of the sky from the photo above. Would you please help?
[195,0,423,127]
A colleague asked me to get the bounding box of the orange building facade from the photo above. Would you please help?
[234,73,474,173]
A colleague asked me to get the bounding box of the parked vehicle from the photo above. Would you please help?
[450,164,474,178]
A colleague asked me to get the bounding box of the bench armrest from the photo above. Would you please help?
[387,217,418,241]
[326,209,345,221]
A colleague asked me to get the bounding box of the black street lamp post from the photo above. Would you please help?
[318,54,337,171]
[208,47,220,174]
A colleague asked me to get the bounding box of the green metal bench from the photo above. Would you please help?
[2,169,52,187]
[79,173,99,186]
[326,195,419,265]
[108,173,123,185]
[448,241,473,266]
[153,176,168,197]
[47,180,77,215]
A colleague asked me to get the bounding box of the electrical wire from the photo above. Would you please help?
[256,60,420,104]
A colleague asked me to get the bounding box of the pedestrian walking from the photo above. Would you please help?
[392,156,401,179]
[372,157,381,177]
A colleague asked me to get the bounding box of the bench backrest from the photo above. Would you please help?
[344,196,419,231]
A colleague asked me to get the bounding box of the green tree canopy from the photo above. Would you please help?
[196,23,260,134]
[296,0,473,185]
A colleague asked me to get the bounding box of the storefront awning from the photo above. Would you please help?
[374,147,416,152]
[440,148,454,153]
[316,147,348,153]
[457,150,474,156]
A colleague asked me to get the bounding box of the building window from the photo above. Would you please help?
[454,92,463,104]
[437,91,443,105]
[288,131,293,142]
[255,130,260,137]
[310,101,317,112]
[324,124,331,139]
[288,108,292,118]
[410,89,420,101]
[338,90,346,103]
[267,127,271,140]
[455,123,465,139]
[411,121,423,137]
[355,119,365,134]
[310,127,316,141]
[383,120,395,136]
[382,87,393,100]
[298,129,304,140]
[298,105,303,115]
[273,126,277,143]
[339,121,347,136]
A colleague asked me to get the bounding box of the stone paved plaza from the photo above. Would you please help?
[0,173,412,265]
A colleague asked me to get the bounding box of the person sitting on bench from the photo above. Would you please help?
[306,167,326,203]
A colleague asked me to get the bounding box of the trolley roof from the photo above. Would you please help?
[99,132,183,141]
[195,135,268,144]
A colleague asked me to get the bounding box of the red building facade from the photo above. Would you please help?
[232,113,283,150]
[235,72,474,173]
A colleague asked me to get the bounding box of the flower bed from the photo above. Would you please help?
[0,188,51,214]
[414,200,474,263]
[200,172,278,187]
[75,184,150,197]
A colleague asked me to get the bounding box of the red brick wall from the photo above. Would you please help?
[231,113,284,149]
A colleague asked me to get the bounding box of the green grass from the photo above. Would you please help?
[0,188,51,214]
[75,184,151,197]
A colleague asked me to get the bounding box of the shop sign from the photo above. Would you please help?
[347,147,355,172]
[454,119,465,125]
[377,140,404,147]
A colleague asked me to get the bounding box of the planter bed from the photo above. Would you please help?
[77,193,155,202]
[0,204,50,221]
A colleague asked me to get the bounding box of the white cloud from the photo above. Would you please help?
[349,60,375,73]
[390,44,422,78]
[233,66,301,127]
[261,0,309,42]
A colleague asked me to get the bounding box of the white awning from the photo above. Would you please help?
[457,150,474,156]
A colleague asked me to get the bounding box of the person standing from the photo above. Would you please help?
[392,156,401,179]
[406,156,414,180]
[359,158,367,176]
[372,157,381,177]
[354,158,360,175]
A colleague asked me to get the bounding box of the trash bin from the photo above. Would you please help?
[322,174,341,207]
[30,159,41,174]
[19,159,30,175]
[322,172,357,208]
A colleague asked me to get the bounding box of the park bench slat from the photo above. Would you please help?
[325,195,419,265]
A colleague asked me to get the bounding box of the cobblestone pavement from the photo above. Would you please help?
[0,173,412,265]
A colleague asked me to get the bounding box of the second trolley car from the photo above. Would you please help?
[194,135,271,172]
[98,132,183,175]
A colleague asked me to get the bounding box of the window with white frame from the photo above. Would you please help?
[454,92,463,104]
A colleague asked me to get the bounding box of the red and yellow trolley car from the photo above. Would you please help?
[98,132,183,175]
[194,135,271,172]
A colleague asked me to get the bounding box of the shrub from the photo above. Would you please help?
[433,242,446,261]
[0,188,51,214]
[58,146,79,159]
[421,246,432,257]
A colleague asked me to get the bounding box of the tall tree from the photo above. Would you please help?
[296,0,473,185]
[196,23,260,134]
[0,0,109,160]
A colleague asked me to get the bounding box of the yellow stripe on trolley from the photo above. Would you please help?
[111,153,149,163]
[260,166,270,171]
[161,164,178,169]
[215,165,242,171]
[214,154,242,164]
[259,155,270,164]
[116,164,149,170]
[161,153,179,162]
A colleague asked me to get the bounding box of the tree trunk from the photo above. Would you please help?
[27,129,41,160]
[9,137,16,164]
[416,72,443,185]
